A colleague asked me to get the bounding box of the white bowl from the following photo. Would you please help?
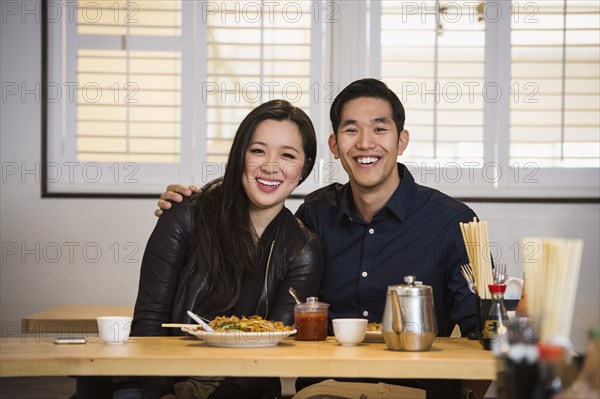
[332,318,367,346]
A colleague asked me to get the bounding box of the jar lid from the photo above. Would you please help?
[295,296,329,311]
[387,275,433,296]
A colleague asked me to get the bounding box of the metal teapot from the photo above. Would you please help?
[382,275,437,351]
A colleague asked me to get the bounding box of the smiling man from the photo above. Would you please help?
[292,79,478,399]
[296,79,477,339]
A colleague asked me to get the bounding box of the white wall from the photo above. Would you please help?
[1,7,155,335]
[2,4,598,352]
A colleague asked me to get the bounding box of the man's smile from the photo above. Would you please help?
[355,156,380,165]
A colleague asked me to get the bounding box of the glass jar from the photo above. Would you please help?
[294,297,329,341]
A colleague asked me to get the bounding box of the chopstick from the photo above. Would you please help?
[460,218,495,299]
[523,237,583,342]
[161,323,201,329]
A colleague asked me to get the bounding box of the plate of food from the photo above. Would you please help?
[181,315,296,348]
[364,322,384,343]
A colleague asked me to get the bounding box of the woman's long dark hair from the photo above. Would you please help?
[193,100,317,310]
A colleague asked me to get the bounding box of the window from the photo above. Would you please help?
[205,1,313,163]
[510,0,599,167]
[76,1,182,164]
[44,0,598,198]
[370,0,599,197]
[379,1,486,164]
[44,0,327,195]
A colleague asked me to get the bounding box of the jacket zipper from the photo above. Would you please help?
[262,240,276,318]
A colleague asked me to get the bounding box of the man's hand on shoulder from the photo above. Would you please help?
[154,184,198,217]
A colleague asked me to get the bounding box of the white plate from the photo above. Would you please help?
[182,327,297,348]
[363,330,384,343]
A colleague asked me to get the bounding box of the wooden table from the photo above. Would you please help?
[20,305,133,334]
[0,336,495,380]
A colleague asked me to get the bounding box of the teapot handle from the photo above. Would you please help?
[391,290,403,334]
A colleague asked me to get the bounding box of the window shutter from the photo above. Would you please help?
[510,0,600,167]
[76,0,182,163]
[204,1,313,163]
[379,1,486,164]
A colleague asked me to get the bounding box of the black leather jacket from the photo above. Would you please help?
[129,196,323,398]
[133,196,323,335]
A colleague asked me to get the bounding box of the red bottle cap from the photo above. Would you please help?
[538,344,564,361]
[488,284,507,293]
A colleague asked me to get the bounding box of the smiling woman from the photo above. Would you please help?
[242,119,306,236]
[118,100,324,399]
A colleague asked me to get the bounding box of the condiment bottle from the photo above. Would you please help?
[482,283,509,351]
[294,297,329,341]
[554,327,600,399]
[532,344,566,399]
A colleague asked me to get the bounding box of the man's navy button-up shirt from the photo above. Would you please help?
[296,163,479,336]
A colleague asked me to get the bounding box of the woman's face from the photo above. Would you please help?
[242,119,306,215]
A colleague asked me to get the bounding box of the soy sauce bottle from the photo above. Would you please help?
[482,283,509,351]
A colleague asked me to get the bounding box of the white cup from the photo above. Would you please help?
[505,277,524,300]
[332,318,367,346]
[96,316,132,344]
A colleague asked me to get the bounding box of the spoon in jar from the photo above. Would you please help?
[288,287,302,305]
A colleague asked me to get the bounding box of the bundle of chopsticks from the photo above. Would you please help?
[522,237,584,342]
[459,218,495,299]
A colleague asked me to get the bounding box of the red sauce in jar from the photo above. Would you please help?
[294,310,328,341]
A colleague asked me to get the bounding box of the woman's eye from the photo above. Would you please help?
[249,148,264,154]
[282,153,296,160]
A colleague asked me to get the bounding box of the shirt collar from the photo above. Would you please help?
[337,163,415,223]
[386,163,414,222]
[337,184,354,223]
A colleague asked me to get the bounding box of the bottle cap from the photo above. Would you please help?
[488,284,507,293]
[538,343,564,361]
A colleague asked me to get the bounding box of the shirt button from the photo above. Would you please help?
[362,311,369,317]
[368,228,375,234]
[361,271,368,277]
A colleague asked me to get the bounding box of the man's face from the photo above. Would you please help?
[329,97,408,194]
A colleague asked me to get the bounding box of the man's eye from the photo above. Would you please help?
[343,128,358,134]
[375,127,388,133]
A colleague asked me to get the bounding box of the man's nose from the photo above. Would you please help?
[356,130,375,149]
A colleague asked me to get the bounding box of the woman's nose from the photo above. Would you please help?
[260,158,279,175]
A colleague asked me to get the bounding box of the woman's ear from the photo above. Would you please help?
[328,134,339,159]
[397,129,409,156]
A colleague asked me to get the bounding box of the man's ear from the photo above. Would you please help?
[328,133,339,159]
[398,129,409,156]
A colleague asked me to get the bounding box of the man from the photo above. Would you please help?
[157,79,479,398]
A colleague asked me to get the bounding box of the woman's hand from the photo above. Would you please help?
[154,184,198,217]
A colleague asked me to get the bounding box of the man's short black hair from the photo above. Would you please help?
[330,78,406,135]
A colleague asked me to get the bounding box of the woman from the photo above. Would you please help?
[117,100,324,399]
